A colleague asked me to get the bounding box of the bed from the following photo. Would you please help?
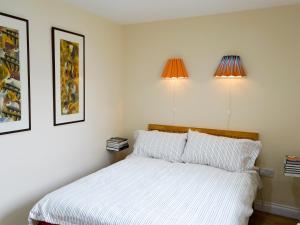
[29,124,261,225]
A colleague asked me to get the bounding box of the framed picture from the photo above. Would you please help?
[52,27,85,126]
[0,12,31,135]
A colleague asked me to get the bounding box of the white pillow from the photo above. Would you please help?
[133,130,187,162]
[182,130,261,172]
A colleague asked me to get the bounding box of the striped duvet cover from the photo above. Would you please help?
[29,156,260,225]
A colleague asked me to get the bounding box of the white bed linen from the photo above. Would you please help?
[29,156,261,225]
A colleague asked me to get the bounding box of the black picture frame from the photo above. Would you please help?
[51,27,85,126]
[0,12,31,135]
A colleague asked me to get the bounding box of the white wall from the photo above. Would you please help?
[124,5,300,209]
[0,0,124,225]
[1,2,300,224]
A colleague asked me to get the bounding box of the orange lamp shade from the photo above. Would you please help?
[161,58,189,79]
[214,55,246,78]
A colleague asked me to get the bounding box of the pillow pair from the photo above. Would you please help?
[133,130,261,172]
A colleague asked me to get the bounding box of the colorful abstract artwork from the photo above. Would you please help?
[0,12,30,135]
[0,26,21,123]
[52,27,85,126]
[60,39,79,115]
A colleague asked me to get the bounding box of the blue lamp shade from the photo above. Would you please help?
[214,55,246,78]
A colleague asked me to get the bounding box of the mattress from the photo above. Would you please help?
[29,155,261,225]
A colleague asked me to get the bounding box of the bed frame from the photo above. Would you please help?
[148,124,259,141]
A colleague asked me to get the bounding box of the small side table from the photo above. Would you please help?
[106,137,129,163]
[109,148,130,163]
[284,156,300,224]
[284,173,300,224]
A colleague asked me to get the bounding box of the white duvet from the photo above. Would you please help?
[29,156,261,225]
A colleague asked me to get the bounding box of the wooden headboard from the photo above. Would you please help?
[148,124,259,141]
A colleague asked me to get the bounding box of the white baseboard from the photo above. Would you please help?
[254,200,300,220]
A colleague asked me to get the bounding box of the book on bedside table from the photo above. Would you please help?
[284,155,300,177]
[106,137,129,151]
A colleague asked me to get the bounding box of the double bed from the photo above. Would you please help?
[29,124,261,225]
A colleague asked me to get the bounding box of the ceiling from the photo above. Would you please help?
[64,0,300,24]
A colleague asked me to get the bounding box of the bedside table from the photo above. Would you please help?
[283,156,300,225]
[106,137,129,163]
[109,148,131,163]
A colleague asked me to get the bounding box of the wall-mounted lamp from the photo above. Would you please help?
[214,55,246,78]
[214,55,246,129]
[161,58,188,124]
[161,58,189,79]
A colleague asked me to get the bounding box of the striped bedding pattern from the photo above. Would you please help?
[29,156,260,225]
